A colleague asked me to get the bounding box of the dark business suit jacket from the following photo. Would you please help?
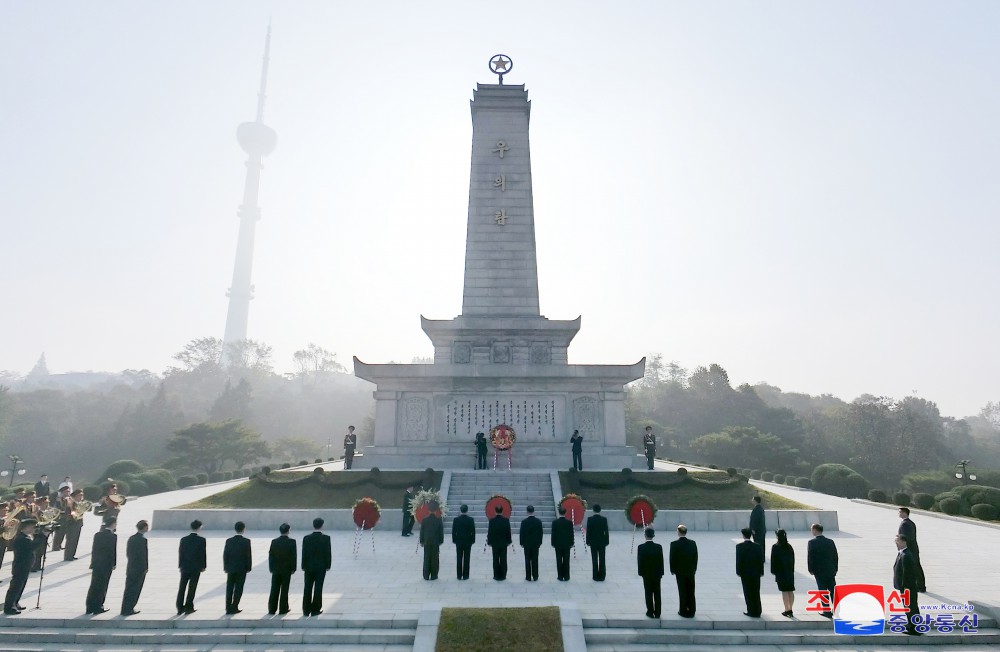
[893,548,919,590]
[452,514,476,546]
[487,515,511,547]
[223,534,252,574]
[269,536,297,575]
[637,540,664,578]
[519,516,543,548]
[736,540,764,577]
[301,532,332,572]
[420,514,445,546]
[898,518,919,554]
[585,514,609,548]
[126,532,148,574]
[749,505,766,541]
[178,533,207,572]
[807,535,838,578]
[91,528,117,572]
[551,517,574,549]
[669,537,698,576]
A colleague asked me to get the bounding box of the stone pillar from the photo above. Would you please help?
[372,391,400,446]
[601,391,627,446]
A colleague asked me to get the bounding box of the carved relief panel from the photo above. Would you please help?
[572,396,600,440]
[399,397,430,441]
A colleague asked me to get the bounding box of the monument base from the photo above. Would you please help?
[351,444,646,470]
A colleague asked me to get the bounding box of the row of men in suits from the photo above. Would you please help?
[419,503,611,583]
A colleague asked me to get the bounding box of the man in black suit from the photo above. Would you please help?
[121,520,148,616]
[176,519,207,615]
[749,496,766,552]
[223,521,252,615]
[897,508,926,592]
[486,504,511,581]
[807,523,838,618]
[34,475,50,502]
[519,505,543,581]
[586,504,610,581]
[637,527,664,619]
[736,527,764,617]
[302,517,332,616]
[669,524,698,618]
[401,487,415,537]
[268,523,296,614]
[3,520,36,615]
[570,430,583,470]
[419,502,444,580]
[451,504,476,580]
[85,516,117,615]
[893,533,922,636]
[551,507,574,581]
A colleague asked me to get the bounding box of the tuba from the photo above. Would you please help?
[2,504,24,541]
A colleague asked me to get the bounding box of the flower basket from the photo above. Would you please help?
[625,495,657,527]
[559,493,587,526]
[352,497,381,529]
[410,488,446,522]
[485,494,512,519]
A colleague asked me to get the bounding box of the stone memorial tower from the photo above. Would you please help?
[354,57,645,469]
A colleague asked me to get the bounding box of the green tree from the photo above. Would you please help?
[272,436,322,461]
[166,420,270,474]
[292,343,345,374]
[209,378,254,422]
[691,426,799,471]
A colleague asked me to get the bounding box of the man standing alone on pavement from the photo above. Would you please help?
[452,504,476,580]
[807,523,838,618]
[637,528,664,619]
[121,520,148,616]
[223,521,252,615]
[643,426,656,470]
[586,504,609,581]
[302,518,331,616]
[669,524,698,618]
[749,496,766,552]
[736,527,764,617]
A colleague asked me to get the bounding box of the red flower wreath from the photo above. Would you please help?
[485,494,512,519]
[489,424,516,450]
[352,497,381,529]
[559,493,587,526]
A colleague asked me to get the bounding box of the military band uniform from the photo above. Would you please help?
[62,495,85,561]
[3,528,34,614]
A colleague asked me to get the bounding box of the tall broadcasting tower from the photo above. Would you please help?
[223,24,277,353]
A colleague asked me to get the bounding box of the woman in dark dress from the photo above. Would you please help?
[770,528,796,617]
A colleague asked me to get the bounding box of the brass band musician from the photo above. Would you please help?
[63,489,88,561]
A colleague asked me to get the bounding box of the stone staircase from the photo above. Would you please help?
[0,616,416,650]
[446,471,556,534]
[583,615,1000,651]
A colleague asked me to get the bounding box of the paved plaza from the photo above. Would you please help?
[3,466,998,629]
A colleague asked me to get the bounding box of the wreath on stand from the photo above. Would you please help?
[352,497,382,529]
[489,424,516,449]
[410,489,447,523]
[485,494,512,519]
[559,493,587,526]
[625,495,657,527]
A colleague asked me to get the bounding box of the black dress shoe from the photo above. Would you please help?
[268,611,276,615]
[89,608,109,615]
[313,610,322,616]
[4,609,21,615]
[185,608,196,614]
[645,612,655,618]
[279,610,290,615]
[121,610,140,616]
[177,610,185,615]
[743,612,761,618]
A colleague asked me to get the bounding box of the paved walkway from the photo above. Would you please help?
[2,470,997,628]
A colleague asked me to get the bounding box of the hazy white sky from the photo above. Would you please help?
[1,1,997,418]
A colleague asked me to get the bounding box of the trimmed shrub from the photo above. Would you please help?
[939,498,962,515]
[772,474,785,484]
[676,467,688,476]
[893,492,911,507]
[315,458,322,464]
[369,467,380,475]
[868,489,888,503]
[726,467,738,478]
[128,479,148,496]
[708,464,718,470]
[223,471,233,481]
[281,463,291,469]
[750,470,762,480]
[83,485,102,501]
[954,485,1000,510]
[912,493,934,510]
[761,471,774,482]
[196,473,208,484]
[784,476,797,486]
[262,466,272,475]
[100,459,145,481]
[971,503,999,521]
[621,468,633,476]
[209,472,224,483]
[901,470,959,495]
[177,475,197,488]
[313,467,325,475]
[795,477,812,489]
[737,474,749,483]
[299,460,309,466]
[811,464,871,499]
[140,469,176,493]
[328,457,335,462]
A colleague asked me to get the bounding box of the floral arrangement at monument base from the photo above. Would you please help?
[625,495,656,527]
[489,424,516,470]
[352,497,381,529]
[485,493,512,519]
[410,489,446,522]
[559,493,587,526]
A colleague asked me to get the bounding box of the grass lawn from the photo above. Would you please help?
[179,470,443,509]
[559,471,813,510]
[436,606,562,652]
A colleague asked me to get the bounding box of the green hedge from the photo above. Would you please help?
[971,503,999,521]
[99,459,145,481]
[177,475,197,488]
[795,477,812,489]
[811,464,870,499]
[868,489,888,503]
[893,492,911,507]
[901,470,959,495]
[912,493,934,510]
[938,498,962,515]
[772,473,785,483]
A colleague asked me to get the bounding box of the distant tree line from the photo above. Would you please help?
[625,354,1000,488]
[0,338,374,482]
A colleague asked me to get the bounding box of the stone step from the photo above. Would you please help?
[587,644,995,652]
[581,616,998,630]
[0,646,411,652]
[0,617,418,630]
[584,626,999,647]
[0,627,414,646]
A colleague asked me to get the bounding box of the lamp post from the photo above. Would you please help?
[955,460,977,483]
[326,439,332,460]
[5,455,25,487]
